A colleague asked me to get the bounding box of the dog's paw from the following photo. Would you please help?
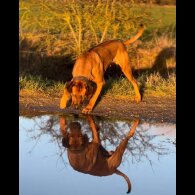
[135,95,141,103]
[133,119,139,127]
[60,97,67,109]
[82,107,92,114]
[128,119,139,137]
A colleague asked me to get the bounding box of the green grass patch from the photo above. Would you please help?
[19,73,175,98]
[103,73,175,98]
[19,75,64,95]
[147,6,175,28]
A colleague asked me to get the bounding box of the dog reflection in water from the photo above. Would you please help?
[60,115,139,193]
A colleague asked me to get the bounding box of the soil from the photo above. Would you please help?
[19,91,176,123]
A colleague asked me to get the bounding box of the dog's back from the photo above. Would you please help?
[73,40,126,78]
[89,40,125,70]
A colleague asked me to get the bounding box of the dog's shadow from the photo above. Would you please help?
[138,46,176,97]
[151,46,176,78]
[20,38,74,82]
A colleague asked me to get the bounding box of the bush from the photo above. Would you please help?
[19,0,153,56]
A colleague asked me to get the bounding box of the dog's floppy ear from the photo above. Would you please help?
[60,82,72,109]
[85,84,94,100]
[62,133,70,148]
[66,80,74,93]
[83,134,89,145]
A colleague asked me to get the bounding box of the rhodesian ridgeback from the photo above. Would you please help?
[60,25,144,113]
[60,115,139,193]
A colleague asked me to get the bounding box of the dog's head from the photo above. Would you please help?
[66,79,94,108]
[62,122,89,152]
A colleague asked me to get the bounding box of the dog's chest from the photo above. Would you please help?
[68,151,90,170]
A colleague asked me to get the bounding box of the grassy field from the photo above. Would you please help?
[19,0,176,98]
[19,72,176,98]
[19,1,176,54]
[145,6,176,29]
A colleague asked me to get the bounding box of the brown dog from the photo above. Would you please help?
[60,25,144,113]
[60,115,139,193]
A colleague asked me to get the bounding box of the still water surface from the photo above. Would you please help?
[19,114,175,195]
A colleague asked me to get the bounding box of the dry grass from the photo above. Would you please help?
[19,0,176,99]
[19,72,176,99]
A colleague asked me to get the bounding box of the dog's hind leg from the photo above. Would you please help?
[115,51,141,103]
[108,119,139,169]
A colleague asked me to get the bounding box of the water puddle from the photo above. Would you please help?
[19,114,176,195]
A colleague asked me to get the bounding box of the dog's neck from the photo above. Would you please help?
[73,76,89,83]
[72,76,95,87]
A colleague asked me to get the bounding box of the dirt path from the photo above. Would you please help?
[19,91,176,123]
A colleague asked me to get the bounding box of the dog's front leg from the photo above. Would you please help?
[59,116,67,136]
[60,88,71,109]
[82,82,104,114]
[127,119,139,138]
[86,115,100,143]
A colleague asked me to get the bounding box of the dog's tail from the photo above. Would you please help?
[115,169,131,193]
[123,24,145,46]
